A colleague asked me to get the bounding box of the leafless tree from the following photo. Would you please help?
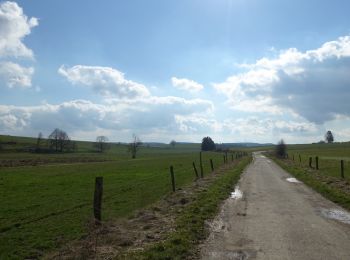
[128,134,142,159]
[94,136,110,152]
[48,128,71,152]
[36,132,43,152]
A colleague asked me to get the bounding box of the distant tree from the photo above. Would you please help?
[128,134,142,159]
[94,136,110,152]
[48,128,71,152]
[36,132,43,152]
[201,136,216,151]
[275,139,287,158]
[325,130,334,143]
[170,140,176,148]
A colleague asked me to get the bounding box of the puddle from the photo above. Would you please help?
[231,186,243,199]
[286,177,301,183]
[320,208,350,225]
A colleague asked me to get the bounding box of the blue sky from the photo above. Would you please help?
[1,0,350,143]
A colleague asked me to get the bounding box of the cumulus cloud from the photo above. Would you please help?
[213,36,350,123]
[0,1,38,58]
[0,97,213,139]
[0,61,34,88]
[58,65,151,98]
[171,77,204,93]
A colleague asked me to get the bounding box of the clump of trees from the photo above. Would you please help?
[170,140,176,148]
[325,130,334,143]
[201,136,216,151]
[275,139,287,158]
[128,134,142,159]
[47,128,75,152]
[94,136,110,152]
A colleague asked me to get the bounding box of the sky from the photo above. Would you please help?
[1,0,350,144]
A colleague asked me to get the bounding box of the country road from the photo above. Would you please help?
[201,152,350,260]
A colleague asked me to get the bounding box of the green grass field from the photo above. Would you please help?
[286,142,350,180]
[0,135,240,259]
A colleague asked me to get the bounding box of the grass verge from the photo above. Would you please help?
[270,156,350,211]
[123,156,251,259]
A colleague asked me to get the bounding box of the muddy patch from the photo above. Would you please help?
[206,249,257,259]
[319,208,350,225]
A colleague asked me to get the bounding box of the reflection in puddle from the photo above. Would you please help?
[320,208,350,225]
[286,177,301,183]
[231,186,243,199]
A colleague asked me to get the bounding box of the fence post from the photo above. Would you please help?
[315,156,319,170]
[192,162,199,179]
[93,177,103,224]
[341,160,344,179]
[170,166,176,192]
[210,159,214,171]
[225,152,228,163]
[223,155,226,164]
[309,157,312,168]
[200,152,204,178]
[293,154,294,161]
[299,154,301,163]
[231,154,234,162]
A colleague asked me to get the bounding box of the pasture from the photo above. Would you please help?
[0,136,239,259]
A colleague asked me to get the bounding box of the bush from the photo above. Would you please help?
[275,139,287,158]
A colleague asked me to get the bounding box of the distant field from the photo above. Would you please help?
[0,135,242,259]
[285,142,350,180]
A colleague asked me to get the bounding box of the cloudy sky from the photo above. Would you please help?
[1,0,350,144]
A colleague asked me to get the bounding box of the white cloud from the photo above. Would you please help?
[0,1,38,59]
[58,65,151,99]
[0,61,34,88]
[0,97,214,140]
[214,35,350,124]
[171,77,204,93]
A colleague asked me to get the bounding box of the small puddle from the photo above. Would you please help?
[320,208,350,225]
[231,186,243,199]
[286,177,301,183]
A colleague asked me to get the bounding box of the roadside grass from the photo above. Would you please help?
[270,156,350,211]
[0,149,238,259]
[125,157,251,259]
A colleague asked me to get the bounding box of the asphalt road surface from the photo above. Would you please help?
[201,152,350,260]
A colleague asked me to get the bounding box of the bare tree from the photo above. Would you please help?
[94,136,110,152]
[170,140,176,148]
[325,130,334,143]
[48,128,71,152]
[128,134,142,159]
[36,132,43,152]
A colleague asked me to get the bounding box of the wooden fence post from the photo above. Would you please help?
[293,154,294,161]
[93,177,103,224]
[170,166,176,192]
[341,160,344,179]
[309,157,312,168]
[223,155,226,164]
[210,159,214,171]
[200,152,204,178]
[231,154,234,162]
[299,154,301,163]
[315,156,319,170]
[192,162,199,179]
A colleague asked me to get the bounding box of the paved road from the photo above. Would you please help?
[201,152,350,260]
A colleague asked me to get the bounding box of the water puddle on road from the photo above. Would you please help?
[231,186,243,199]
[320,208,350,225]
[286,177,301,183]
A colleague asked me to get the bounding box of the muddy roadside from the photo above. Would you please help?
[45,161,243,259]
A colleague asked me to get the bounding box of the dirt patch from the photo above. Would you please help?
[45,162,238,259]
